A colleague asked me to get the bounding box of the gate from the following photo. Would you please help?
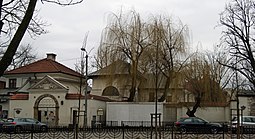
[34,94,59,127]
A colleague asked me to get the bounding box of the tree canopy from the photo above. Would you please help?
[219,0,255,90]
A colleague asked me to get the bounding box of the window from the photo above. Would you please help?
[167,96,172,102]
[244,117,252,122]
[9,79,17,88]
[0,81,5,89]
[2,110,8,119]
[18,118,26,122]
[102,86,119,96]
[149,92,154,102]
[195,118,205,123]
[26,118,37,123]
[183,119,192,122]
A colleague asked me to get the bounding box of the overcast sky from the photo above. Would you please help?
[23,0,229,70]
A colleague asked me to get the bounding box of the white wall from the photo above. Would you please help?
[106,102,163,126]
[238,97,250,116]
[63,99,106,127]
[9,100,34,118]
[87,99,106,126]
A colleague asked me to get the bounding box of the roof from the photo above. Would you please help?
[0,89,18,95]
[89,60,131,77]
[175,102,229,107]
[4,58,81,77]
[89,60,144,79]
[65,93,114,102]
[10,94,29,100]
[238,90,255,97]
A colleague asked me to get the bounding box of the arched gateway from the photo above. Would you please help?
[34,94,59,126]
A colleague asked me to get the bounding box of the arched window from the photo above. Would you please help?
[102,86,119,96]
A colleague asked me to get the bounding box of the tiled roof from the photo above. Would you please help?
[89,60,144,79]
[89,60,130,77]
[238,90,255,97]
[4,58,81,77]
[65,93,113,102]
[176,102,229,107]
[10,94,29,100]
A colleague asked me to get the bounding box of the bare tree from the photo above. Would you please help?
[219,0,255,90]
[0,0,83,77]
[8,44,37,70]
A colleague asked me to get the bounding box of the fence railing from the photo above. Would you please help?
[0,121,255,139]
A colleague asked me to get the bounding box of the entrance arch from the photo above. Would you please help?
[34,94,59,126]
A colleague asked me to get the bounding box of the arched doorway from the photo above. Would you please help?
[34,94,59,126]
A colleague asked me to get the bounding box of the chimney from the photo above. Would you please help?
[47,53,56,61]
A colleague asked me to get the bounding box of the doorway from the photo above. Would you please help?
[34,94,59,127]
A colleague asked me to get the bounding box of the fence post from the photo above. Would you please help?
[122,121,124,139]
[172,122,174,139]
[222,123,224,139]
[31,124,34,139]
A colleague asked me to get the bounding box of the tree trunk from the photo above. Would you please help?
[128,60,138,102]
[0,0,3,34]
[186,108,196,117]
[128,87,136,102]
[159,76,171,102]
[186,96,202,117]
[0,0,37,77]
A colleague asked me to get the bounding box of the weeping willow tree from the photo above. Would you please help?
[94,10,190,102]
[182,51,230,117]
[145,16,189,102]
[94,11,154,101]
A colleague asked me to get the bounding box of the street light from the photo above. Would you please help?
[81,47,88,128]
[76,47,85,139]
[84,54,88,127]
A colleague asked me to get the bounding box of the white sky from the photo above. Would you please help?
[23,0,229,70]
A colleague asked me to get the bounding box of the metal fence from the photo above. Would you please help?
[0,122,255,139]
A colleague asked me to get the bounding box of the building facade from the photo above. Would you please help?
[0,53,110,127]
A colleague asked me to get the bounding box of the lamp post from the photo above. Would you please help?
[81,47,88,128]
[84,54,88,127]
[76,47,85,139]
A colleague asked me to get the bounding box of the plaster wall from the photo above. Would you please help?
[106,102,163,126]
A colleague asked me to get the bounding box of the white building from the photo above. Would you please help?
[0,53,110,127]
